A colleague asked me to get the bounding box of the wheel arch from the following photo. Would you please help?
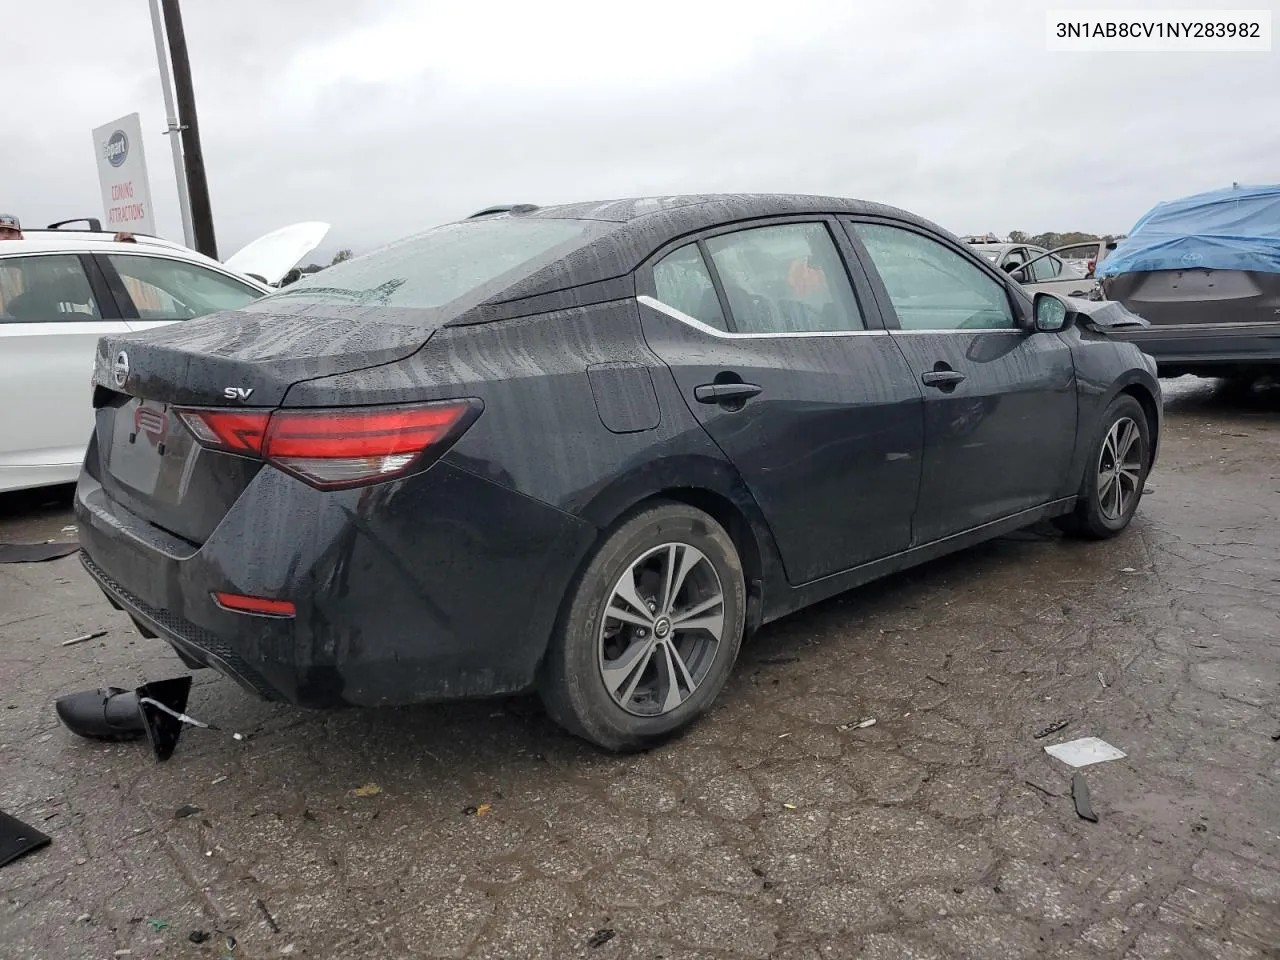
[1112,376,1161,468]
[568,455,787,637]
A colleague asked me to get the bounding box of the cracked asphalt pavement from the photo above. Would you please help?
[2,377,1278,960]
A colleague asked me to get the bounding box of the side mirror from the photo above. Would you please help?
[1033,292,1074,332]
[1010,266,1028,284]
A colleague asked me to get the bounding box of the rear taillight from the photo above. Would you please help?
[176,409,270,454]
[263,402,482,489]
[176,400,482,490]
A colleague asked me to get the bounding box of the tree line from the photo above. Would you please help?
[300,248,354,274]
[1006,230,1125,249]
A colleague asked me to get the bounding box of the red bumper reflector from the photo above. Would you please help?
[213,592,296,618]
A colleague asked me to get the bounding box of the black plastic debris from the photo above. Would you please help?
[137,677,197,762]
[174,805,202,819]
[587,928,616,948]
[56,676,224,761]
[1024,780,1058,798]
[1033,718,1073,740]
[55,687,147,741]
[0,541,80,564]
[0,810,52,868]
[1071,773,1098,822]
[255,898,280,933]
[188,930,210,944]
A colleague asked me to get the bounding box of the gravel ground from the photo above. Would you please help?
[1,376,1278,960]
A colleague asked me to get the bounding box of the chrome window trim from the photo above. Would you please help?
[891,326,1024,335]
[636,294,888,339]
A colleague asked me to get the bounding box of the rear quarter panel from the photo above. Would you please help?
[281,298,791,645]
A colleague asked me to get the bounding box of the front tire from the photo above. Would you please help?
[538,502,746,751]
[1056,394,1151,539]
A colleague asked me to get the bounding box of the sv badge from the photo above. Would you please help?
[223,386,255,401]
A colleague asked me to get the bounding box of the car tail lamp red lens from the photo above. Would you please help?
[176,409,270,455]
[213,592,296,617]
[263,401,481,488]
[176,400,481,490]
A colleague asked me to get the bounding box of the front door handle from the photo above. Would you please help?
[694,382,763,404]
[921,370,966,388]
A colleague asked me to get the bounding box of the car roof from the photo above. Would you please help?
[461,193,963,309]
[511,193,932,228]
[0,234,270,290]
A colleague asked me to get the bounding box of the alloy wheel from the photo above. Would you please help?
[1097,416,1144,521]
[598,542,725,717]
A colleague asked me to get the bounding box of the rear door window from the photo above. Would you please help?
[1029,253,1064,282]
[653,244,727,331]
[105,255,261,320]
[0,255,104,323]
[704,223,865,333]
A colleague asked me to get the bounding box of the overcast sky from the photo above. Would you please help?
[4,0,1277,261]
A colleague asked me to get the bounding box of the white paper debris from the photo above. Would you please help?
[837,716,878,732]
[1044,737,1127,767]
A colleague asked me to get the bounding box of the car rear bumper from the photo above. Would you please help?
[1109,322,1280,371]
[75,460,597,708]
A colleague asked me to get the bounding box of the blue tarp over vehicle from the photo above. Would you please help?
[1097,184,1280,278]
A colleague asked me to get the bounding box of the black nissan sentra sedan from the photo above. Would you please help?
[76,195,1161,750]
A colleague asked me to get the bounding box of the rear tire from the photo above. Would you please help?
[1055,394,1151,539]
[538,501,746,752]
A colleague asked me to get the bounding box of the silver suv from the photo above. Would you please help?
[962,236,1113,298]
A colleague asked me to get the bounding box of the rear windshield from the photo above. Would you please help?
[247,217,606,312]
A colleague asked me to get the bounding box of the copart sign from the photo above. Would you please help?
[91,112,157,235]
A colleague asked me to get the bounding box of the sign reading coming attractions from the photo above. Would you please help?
[91,113,157,235]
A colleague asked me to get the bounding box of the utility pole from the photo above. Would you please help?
[147,0,194,247]
[160,0,217,259]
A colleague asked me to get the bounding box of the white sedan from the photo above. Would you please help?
[0,223,326,493]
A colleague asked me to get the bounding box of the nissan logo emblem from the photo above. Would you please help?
[112,351,130,388]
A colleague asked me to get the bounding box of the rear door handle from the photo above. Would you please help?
[694,382,763,404]
[920,370,966,388]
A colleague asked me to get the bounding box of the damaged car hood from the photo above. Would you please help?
[224,222,330,286]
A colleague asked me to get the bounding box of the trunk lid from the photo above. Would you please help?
[93,302,432,407]
[1102,269,1280,327]
[89,303,433,544]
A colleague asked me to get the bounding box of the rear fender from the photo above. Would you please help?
[572,452,790,630]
